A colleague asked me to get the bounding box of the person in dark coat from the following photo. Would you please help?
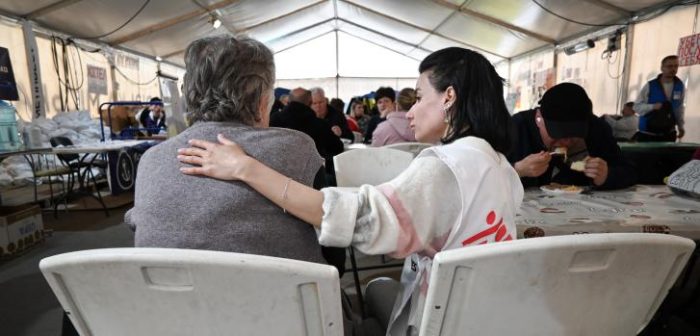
[508,83,636,190]
[271,87,344,180]
[310,87,353,142]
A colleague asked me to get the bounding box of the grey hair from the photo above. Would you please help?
[310,87,325,98]
[184,35,275,125]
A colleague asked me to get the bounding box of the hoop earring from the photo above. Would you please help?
[442,102,453,124]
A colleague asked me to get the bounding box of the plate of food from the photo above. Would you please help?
[540,183,584,194]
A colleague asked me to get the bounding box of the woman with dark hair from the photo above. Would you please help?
[177,47,523,334]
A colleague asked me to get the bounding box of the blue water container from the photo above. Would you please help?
[0,101,21,151]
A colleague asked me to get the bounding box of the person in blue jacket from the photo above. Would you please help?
[633,55,685,142]
[508,83,636,190]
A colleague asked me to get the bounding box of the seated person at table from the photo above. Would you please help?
[508,83,636,190]
[271,87,344,187]
[177,47,524,335]
[602,102,638,141]
[371,87,417,146]
[138,97,167,135]
[125,35,326,265]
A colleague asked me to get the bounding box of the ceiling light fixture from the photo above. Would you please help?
[155,56,163,62]
[564,39,595,55]
[212,18,222,29]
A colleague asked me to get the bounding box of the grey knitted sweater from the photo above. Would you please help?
[125,121,326,264]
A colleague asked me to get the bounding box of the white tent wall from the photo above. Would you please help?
[555,33,628,117]
[275,32,337,80]
[34,35,112,119]
[0,18,184,121]
[501,3,700,143]
[507,49,555,113]
[0,19,32,121]
[494,61,509,81]
[276,77,338,99]
[274,29,420,107]
[112,53,161,106]
[628,4,700,143]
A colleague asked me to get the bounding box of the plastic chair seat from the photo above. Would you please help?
[40,248,344,336]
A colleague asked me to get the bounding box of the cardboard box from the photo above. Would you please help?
[0,204,44,257]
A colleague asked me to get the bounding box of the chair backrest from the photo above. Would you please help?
[40,248,343,336]
[333,147,413,187]
[385,142,432,158]
[50,136,79,163]
[420,233,695,336]
[352,131,363,144]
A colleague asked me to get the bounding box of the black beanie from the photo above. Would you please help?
[539,83,592,138]
[374,87,396,102]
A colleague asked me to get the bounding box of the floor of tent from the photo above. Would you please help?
[0,189,699,335]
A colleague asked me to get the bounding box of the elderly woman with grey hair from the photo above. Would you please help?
[124,35,328,264]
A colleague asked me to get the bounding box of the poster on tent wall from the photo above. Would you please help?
[0,47,19,101]
[678,33,700,67]
[87,64,108,95]
[21,21,45,120]
[158,76,186,135]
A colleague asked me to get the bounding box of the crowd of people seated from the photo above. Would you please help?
[118,32,693,336]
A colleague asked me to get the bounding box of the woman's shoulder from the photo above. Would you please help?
[263,127,317,148]
[251,127,321,162]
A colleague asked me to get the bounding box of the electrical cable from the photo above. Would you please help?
[531,0,699,27]
[531,0,622,27]
[112,64,158,86]
[66,38,101,53]
[79,0,151,40]
[50,36,84,110]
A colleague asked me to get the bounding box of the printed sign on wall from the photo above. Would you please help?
[87,64,108,94]
[678,33,700,67]
[116,53,139,71]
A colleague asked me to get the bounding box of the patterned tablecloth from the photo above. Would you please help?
[517,185,700,239]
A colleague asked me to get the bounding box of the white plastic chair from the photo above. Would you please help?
[420,233,695,336]
[333,147,413,187]
[333,147,414,315]
[40,248,343,336]
[385,142,432,158]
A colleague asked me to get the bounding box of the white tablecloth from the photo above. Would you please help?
[517,185,700,239]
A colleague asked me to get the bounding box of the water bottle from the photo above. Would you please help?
[23,126,42,149]
[0,101,20,151]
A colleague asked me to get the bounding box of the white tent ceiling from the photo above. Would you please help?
[0,0,681,71]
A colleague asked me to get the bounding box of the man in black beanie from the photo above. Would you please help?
[364,86,396,143]
[507,83,636,190]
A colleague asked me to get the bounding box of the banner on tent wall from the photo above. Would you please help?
[0,47,19,101]
[116,54,139,71]
[21,21,45,120]
[87,64,108,94]
[678,33,700,67]
[159,76,186,135]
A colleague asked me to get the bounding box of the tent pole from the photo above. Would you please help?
[335,30,339,99]
[619,26,634,107]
